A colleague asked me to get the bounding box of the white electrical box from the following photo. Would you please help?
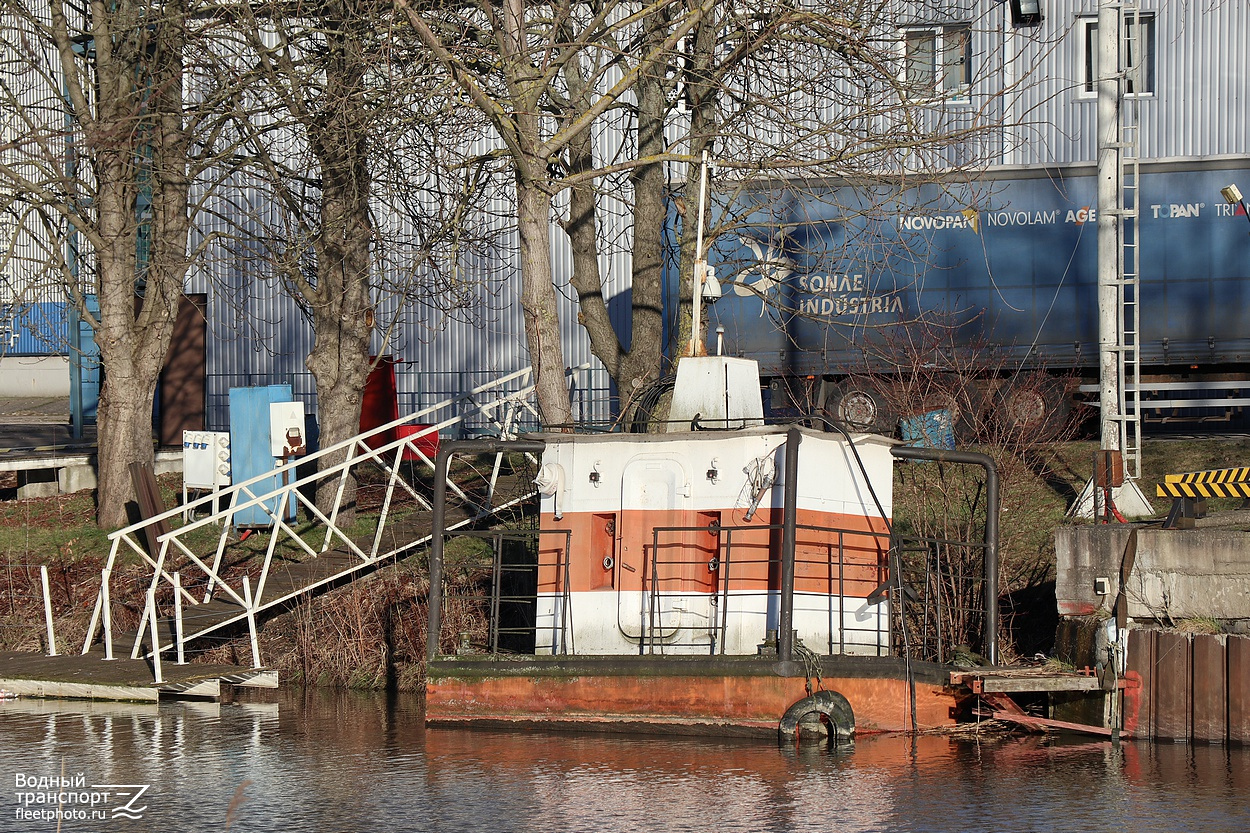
[269,401,307,458]
[183,430,232,489]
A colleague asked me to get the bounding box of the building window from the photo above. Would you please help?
[1080,14,1156,96]
[902,25,971,102]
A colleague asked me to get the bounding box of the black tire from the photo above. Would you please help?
[778,690,855,742]
[993,375,1071,440]
[825,381,898,434]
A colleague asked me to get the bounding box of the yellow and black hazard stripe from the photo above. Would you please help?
[1157,466,1250,498]
[1165,466,1250,485]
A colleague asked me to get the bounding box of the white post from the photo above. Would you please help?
[688,151,711,357]
[81,540,120,655]
[1096,0,1122,454]
[242,576,262,669]
[40,565,57,657]
[101,569,113,661]
[173,571,185,665]
[146,587,163,684]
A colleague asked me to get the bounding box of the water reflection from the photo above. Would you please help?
[1,690,1247,832]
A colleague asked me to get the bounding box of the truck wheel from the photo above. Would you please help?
[923,374,986,442]
[825,383,897,434]
[994,376,1070,439]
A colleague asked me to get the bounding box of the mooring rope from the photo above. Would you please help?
[793,639,824,696]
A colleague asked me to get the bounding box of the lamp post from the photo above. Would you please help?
[1221,184,1250,233]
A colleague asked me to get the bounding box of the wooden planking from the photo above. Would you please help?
[980,676,1102,693]
[0,650,274,703]
[0,679,159,702]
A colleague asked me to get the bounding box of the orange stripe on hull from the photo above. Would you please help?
[538,507,889,596]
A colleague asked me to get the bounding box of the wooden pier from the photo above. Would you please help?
[0,650,276,702]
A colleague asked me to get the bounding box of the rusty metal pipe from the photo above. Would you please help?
[778,427,802,664]
[890,446,1000,666]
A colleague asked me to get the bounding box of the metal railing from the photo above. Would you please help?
[644,521,892,657]
[890,534,990,665]
[431,520,989,664]
[81,364,594,670]
[431,520,900,660]
[426,439,1000,665]
[430,527,573,656]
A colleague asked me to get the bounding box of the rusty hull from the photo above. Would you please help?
[425,655,959,736]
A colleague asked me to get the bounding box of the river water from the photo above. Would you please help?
[2,689,1247,833]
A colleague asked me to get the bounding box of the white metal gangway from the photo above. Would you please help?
[79,365,594,679]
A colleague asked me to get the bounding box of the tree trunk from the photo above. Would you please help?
[94,365,161,528]
[561,14,667,410]
[516,177,572,427]
[80,0,189,528]
[307,312,370,523]
[305,7,374,523]
[621,24,669,394]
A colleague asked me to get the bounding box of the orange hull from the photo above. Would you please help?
[425,656,960,736]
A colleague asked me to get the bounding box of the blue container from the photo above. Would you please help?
[900,409,956,450]
[229,385,297,526]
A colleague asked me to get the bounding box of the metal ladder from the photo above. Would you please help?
[1115,0,1143,482]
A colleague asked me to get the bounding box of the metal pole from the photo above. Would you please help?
[40,565,57,657]
[101,569,113,661]
[174,572,185,665]
[891,446,1000,666]
[689,152,710,357]
[242,576,260,669]
[146,587,163,684]
[1097,0,1123,454]
[778,427,801,663]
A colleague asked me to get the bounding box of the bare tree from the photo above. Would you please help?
[390,0,1025,426]
[0,0,231,527]
[221,0,492,519]
[394,0,713,426]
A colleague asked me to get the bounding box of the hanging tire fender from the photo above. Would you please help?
[778,690,855,742]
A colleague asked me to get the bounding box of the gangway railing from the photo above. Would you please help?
[81,364,595,669]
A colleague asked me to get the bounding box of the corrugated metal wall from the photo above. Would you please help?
[997,0,1250,165]
[0,4,80,357]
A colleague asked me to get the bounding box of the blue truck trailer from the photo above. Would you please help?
[702,160,1250,433]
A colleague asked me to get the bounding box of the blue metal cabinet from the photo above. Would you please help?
[229,385,296,526]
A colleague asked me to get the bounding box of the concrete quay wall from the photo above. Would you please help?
[1055,524,1250,625]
